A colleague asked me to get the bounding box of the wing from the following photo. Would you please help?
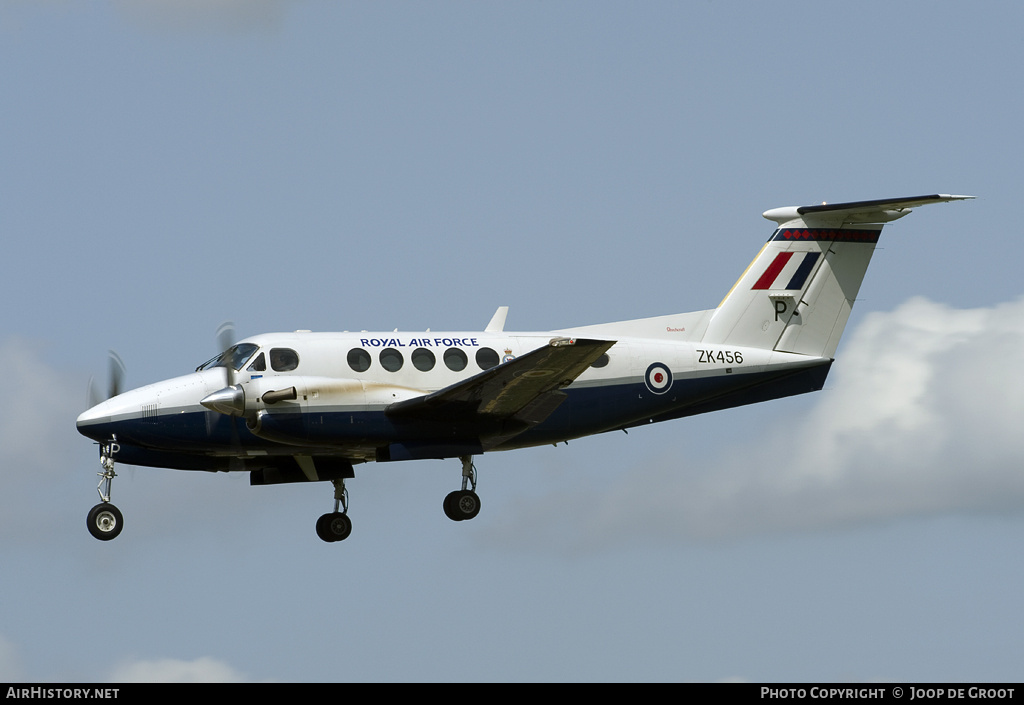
[386,337,615,447]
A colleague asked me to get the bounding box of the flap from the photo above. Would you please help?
[385,337,615,426]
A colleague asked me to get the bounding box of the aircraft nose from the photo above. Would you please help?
[77,404,106,427]
[76,370,218,442]
[76,396,122,441]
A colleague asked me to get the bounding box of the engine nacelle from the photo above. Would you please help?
[242,376,427,446]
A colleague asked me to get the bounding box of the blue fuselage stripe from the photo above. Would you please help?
[78,362,832,471]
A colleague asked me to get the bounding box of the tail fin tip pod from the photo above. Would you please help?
[704,194,974,358]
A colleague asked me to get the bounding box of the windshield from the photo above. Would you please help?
[197,343,259,372]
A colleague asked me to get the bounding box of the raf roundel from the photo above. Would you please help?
[644,362,673,395]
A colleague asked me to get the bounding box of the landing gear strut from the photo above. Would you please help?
[87,438,123,541]
[316,478,352,542]
[443,455,481,522]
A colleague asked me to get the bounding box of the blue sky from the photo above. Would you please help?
[2,0,1023,682]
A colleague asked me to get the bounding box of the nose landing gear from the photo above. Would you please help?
[87,438,123,541]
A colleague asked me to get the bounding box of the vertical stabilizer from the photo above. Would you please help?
[702,195,973,358]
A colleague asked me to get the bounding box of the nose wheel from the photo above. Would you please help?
[87,438,124,541]
[87,502,123,541]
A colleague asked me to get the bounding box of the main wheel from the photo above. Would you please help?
[443,491,459,521]
[87,502,123,541]
[316,512,352,542]
[443,490,480,522]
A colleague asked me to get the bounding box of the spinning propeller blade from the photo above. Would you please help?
[87,350,127,408]
[216,321,236,356]
[215,321,237,387]
[107,350,126,399]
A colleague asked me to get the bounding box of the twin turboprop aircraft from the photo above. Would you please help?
[77,194,972,542]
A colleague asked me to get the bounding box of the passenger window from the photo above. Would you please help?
[591,353,610,369]
[247,352,266,372]
[412,347,436,371]
[380,347,404,372]
[270,348,299,372]
[476,347,500,370]
[348,348,371,373]
[443,348,467,372]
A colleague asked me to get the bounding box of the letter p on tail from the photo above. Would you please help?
[702,194,973,359]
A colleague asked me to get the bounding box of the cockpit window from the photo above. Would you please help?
[270,348,299,372]
[197,343,259,372]
[247,352,266,372]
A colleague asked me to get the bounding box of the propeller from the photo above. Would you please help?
[216,320,237,386]
[87,351,127,408]
[209,321,247,470]
[216,321,236,359]
[200,321,247,416]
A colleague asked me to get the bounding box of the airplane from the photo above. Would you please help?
[76,194,972,542]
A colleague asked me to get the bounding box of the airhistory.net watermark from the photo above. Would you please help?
[6,689,118,700]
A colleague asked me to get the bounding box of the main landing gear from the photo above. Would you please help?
[315,478,352,543]
[314,455,482,541]
[87,438,123,541]
[443,455,481,522]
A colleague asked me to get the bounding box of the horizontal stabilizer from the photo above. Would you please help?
[763,194,974,226]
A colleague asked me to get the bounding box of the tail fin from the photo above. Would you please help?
[702,194,973,358]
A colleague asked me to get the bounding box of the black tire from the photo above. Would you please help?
[315,513,332,541]
[87,503,123,541]
[316,512,351,542]
[443,491,461,521]
[446,490,480,522]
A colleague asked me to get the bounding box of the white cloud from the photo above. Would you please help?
[0,338,80,467]
[108,656,251,683]
[0,338,90,540]
[0,634,25,681]
[489,296,1024,547]
[749,295,1024,526]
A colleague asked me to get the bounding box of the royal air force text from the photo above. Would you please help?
[359,338,479,349]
